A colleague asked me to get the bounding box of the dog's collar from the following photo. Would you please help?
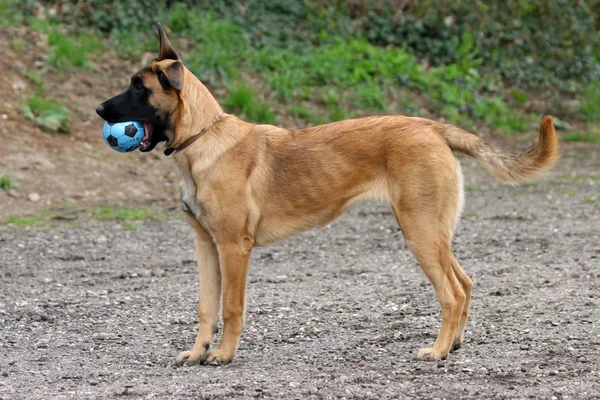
[164,114,223,156]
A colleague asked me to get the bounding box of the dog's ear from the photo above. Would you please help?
[156,22,179,61]
[157,61,183,91]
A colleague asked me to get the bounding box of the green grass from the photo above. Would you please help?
[222,85,278,125]
[91,206,167,222]
[463,211,477,218]
[583,195,599,204]
[0,175,15,191]
[22,95,70,133]
[580,82,600,123]
[562,133,600,143]
[4,212,52,227]
[47,29,103,69]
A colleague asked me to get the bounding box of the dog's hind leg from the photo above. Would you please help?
[395,207,465,360]
[450,255,472,351]
[176,216,221,366]
[389,158,466,360]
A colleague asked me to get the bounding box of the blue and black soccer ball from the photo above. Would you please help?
[102,121,145,152]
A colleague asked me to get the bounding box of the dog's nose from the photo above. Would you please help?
[95,104,105,117]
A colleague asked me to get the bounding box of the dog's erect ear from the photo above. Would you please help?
[157,61,184,91]
[156,22,179,61]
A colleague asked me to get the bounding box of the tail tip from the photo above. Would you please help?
[541,115,554,130]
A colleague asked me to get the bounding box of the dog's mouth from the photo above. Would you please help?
[140,121,154,151]
[138,120,169,152]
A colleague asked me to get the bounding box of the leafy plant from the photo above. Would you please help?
[0,175,15,191]
[22,95,70,133]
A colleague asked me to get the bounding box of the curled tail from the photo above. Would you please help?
[442,115,560,183]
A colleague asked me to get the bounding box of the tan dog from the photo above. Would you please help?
[97,24,559,365]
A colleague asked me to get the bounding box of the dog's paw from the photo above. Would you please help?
[204,348,234,365]
[175,348,208,366]
[417,347,448,361]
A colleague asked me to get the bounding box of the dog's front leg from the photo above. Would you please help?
[176,216,221,366]
[204,240,252,365]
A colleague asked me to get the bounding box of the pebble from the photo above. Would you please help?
[96,236,108,244]
[28,192,41,202]
[520,344,530,350]
[89,379,99,386]
[2,371,8,377]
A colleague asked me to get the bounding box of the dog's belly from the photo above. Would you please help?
[253,178,388,246]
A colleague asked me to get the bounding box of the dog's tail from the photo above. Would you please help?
[441,115,559,183]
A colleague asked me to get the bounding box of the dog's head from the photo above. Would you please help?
[96,24,185,152]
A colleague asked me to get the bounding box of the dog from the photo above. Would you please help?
[96,23,559,365]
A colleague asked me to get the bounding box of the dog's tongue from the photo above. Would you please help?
[141,121,153,148]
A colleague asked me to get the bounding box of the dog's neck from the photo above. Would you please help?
[172,69,224,149]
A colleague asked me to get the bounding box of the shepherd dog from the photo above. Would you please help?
[96,23,559,365]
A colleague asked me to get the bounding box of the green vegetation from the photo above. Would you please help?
[580,82,600,123]
[562,133,600,143]
[26,69,45,89]
[4,212,53,227]
[91,206,167,222]
[1,0,599,134]
[0,175,15,191]
[22,95,70,133]
[222,84,278,125]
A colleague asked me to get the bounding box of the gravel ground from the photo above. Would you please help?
[1,157,599,399]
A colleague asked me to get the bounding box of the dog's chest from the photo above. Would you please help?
[175,159,202,219]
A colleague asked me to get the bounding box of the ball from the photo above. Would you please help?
[102,121,145,152]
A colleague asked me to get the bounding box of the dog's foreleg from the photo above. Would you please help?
[204,241,251,365]
[176,216,221,366]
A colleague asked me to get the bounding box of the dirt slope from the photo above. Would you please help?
[0,27,180,218]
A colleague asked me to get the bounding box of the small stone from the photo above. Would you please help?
[520,344,530,350]
[2,371,8,377]
[28,192,41,202]
[96,236,108,244]
[89,379,99,386]
[549,370,558,376]
[309,387,318,395]
[6,190,20,198]
[462,368,473,373]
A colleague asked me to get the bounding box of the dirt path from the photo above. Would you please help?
[1,152,599,399]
